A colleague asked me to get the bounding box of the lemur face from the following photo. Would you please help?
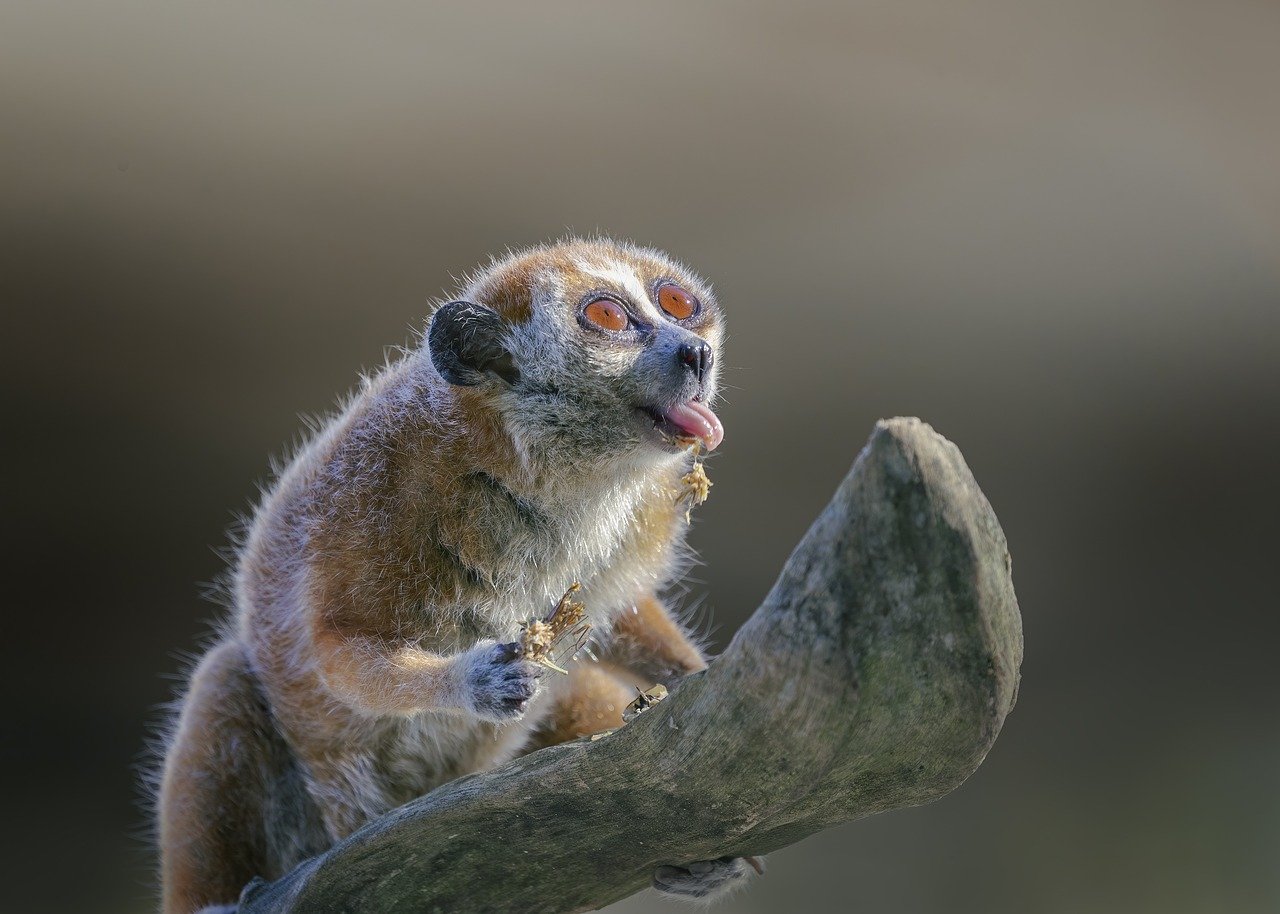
[428,239,724,465]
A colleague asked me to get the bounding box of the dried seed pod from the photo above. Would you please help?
[518,582,591,675]
[677,442,712,522]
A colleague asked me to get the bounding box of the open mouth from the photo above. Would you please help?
[638,399,724,451]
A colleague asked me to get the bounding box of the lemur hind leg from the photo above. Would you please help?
[600,595,766,902]
[159,640,326,914]
[522,661,634,752]
[653,855,764,902]
[601,592,708,686]
[523,591,705,754]
[526,606,764,904]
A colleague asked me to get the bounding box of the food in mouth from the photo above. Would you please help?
[642,399,724,451]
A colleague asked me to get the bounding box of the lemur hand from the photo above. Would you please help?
[653,856,762,902]
[458,640,543,721]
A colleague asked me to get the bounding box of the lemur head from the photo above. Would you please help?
[427,238,724,469]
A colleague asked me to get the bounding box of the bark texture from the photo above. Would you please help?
[239,417,1023,914]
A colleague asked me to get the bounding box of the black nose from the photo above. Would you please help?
[676,340,713,383]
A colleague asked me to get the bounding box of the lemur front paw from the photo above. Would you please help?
[652,855,762,902]
[460,641,544,721]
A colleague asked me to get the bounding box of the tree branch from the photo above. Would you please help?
[239,417,1024,914]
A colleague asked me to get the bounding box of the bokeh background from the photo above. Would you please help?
[4,2,1279,912]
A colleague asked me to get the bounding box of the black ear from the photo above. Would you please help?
[428,300,519,386]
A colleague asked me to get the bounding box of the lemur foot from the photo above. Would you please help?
[461,640,544,721]
[652,855,762,902]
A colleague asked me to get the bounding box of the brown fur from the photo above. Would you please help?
[157,238,721,913]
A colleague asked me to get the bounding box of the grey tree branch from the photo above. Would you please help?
[239,417,1023,914]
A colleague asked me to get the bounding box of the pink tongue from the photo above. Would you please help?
[662,400,725,451]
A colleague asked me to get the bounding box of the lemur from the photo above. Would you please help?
[158,238,759,913]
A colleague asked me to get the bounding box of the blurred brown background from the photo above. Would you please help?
[3,2,1278,913]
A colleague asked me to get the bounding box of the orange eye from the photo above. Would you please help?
[583,297,630,332]
[657,283,698,320]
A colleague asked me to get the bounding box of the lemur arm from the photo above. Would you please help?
[312,627,454,714]
[310,623,540,720]
[597,592,707,686]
